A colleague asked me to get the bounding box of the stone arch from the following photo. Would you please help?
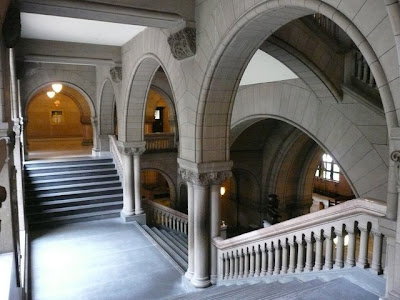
[21,70,96,117]
[197,0,396,164]
[231,80,388,201]
[141,167,176,205]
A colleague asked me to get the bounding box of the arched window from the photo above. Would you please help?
[315,154,340,182]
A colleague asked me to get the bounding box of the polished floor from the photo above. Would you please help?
[27,138,92,160]
[29,218,189,300]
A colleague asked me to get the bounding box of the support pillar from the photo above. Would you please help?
[210,184,221,284]
[185,181,194,280]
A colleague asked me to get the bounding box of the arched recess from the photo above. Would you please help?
[231,79,388,201]
[121,55,177,143]
[25,83,95,158]
[141,168,176,206]
[197,1,396,164]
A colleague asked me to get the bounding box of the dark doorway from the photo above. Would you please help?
[153,107,164,132]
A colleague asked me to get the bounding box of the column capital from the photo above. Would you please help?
[178,168,232,186]
[117,141,146,156]
[110,66,122,83]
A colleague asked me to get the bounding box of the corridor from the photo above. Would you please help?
[29,218,189,299]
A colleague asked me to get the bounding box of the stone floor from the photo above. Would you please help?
[29,218,190,300]
[27,138,92,160]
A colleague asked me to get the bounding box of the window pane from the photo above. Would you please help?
[315,169,319,177]
[333,173,340,181]
[326,163,332,170]
[333,164,340,172]
[322,154,327,161]
[323,171,327,179]
[326,154,332,162]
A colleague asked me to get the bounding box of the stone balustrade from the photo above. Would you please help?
[214,199,386,281]
[144,199,188,234]
[144,133,176,152]
[353,49,376,88]
[109,135,124,180]
[313,13,338,40]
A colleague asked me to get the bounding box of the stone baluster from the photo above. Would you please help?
[255,245,261,277]
[244,248,250,277]
[234,249,240,279]
[335,228,345,268]
[218,253,224,281]
[274,241,281,275]
[314,232,324,271]
[249,247,255,277]
[357,224,370,269]
[369,69,376,87]
[281,239,288,274]
[324,230,334,270]
[267,241,274,275]
[261,243,267,276]
[288,238,297,273]
[229,251,235,279]
[305,234,314,272]
[296,236,305,273]
[346,224,356,267]
[362,58,369,84]
[370,230,383,275]
[239,249,244,278]
[356,52,363,79]
[224,253,229,280]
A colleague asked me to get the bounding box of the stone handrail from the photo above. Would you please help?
[144,199,188,234]
[109,135,124,180]
[214,198,386,281]
[144,133,176,152]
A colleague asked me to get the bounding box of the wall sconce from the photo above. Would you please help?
[47,91,55,98]
[220,186,226,196]
[54,100,61,107]
[52,83,63,93]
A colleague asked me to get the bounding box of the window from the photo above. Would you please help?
[315,154,340,182]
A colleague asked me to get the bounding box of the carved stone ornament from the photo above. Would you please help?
[110,67,122,83]
[179,168,232,186]
[168,27,196,60]
[391,151,400,186]
[118,146,146,156]
[2,3,21,48]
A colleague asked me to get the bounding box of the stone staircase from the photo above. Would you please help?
[135,223,188,273]
[169,276,379,300]
[24,157,123,229]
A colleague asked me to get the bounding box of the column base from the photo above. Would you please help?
[185,270,194,280]
[210,274,217,285]
[356,262,369,269]
[92,148,101,157]
[191,276,211,288]
[135,208,144,215]
[120,212,146,224]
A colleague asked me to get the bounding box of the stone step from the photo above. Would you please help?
[26,201,123,220]
[28,209,121,229]
[141,225,188,272]
[151,227,188,263]
[25,186,123,202]
[160,229,188,255]
[25,168,118,181]
[25,180,122,195]
[24,158,113,169]
[163,229,188,249]
[25,162,115,175]
[24,174,120,189]
[26,194,123,211]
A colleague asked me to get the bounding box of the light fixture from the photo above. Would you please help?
[220,186,226,196]
[47,91,55,98]
[52,83,63,93]
[54,100,61,107]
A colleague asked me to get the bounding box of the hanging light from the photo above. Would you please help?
[47,91,56,98]
[220,186,226,196]
[52,83,63,93]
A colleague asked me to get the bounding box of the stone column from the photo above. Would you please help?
[370,230,383,275]
[288,238,297,273]
[133,146,146,216]
[314,232,324,271]
[118,141,146,224]
[179,168,194,280]
[91,117,100,156]
[210,184,221,283]
[191,182,210,288]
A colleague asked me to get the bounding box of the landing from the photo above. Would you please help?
[29,218,189,300]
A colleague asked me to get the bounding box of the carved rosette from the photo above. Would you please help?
[391,150,400,187]
[179,168,232,186]
[168,27,196,60]
[110,67,122,83]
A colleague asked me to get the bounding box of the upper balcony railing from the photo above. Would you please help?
[214,198,386,281]
[144,133,176,152]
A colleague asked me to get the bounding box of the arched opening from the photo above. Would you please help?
[227,118,355,235]
[141,169,176,207]
[26,83,93,159]
[178,183,188,214]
